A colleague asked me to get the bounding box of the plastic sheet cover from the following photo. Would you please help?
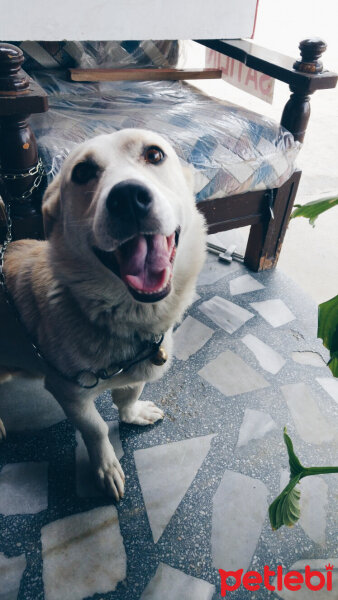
[30,71,300,202]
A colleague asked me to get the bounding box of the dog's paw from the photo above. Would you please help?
[0,419,6,442]
[94,452,125,501]
[119,400,164,426]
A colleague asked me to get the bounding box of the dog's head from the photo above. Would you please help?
[43,129,200,303]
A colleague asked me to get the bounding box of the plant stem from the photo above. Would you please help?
[301,466,338,478]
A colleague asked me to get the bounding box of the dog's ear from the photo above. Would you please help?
[42,174,61,239]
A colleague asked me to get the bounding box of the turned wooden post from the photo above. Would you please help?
[0,43,48,240]
[281,38,327,143]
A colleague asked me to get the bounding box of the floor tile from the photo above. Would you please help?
[230,274,265,295]
[280,470,328,546]
[199,350,269,396]
[0,462,48,516]
[316,377,338,404]
[242,333,286,374]
[199,296,254,334]
[140,562,215,600]
[134,434,214,543]
[41,506,126,600]
[236,409,277,447]
[212,470,268,571]
[281,383,336,444]
[0,552,26,599]
[173,316,214,361]
[250,299,295,327]
[299,477,328,546]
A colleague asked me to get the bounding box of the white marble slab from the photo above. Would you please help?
[140,562,215,600]
[0,462,48,516]
[75,420,123,497]
[41,506,126,600]
[292,351,326,367]
[273,559,337,599]
[197,254,239,286]
[279,470,328,546]
[0,376,65,432]
[134,434,214,543]
[242,333,286,374]
[0,552,26,600]
[281,383,336,444]
[212,470,268,571]
[300,477,328,546]
[198,350,269,396]
[173,316,214,361]
[316,377,338,404]
[230,274,264,295]
[250,299,295,327]
[199,296,254,334]
[237,409,277,447]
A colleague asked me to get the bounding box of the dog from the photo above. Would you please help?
[0,129,206,499]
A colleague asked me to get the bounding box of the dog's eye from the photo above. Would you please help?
[72,161,99,185]
[144,146,165,165]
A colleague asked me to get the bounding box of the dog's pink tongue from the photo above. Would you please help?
[118,234,173,293]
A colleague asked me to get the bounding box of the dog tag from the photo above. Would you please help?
[151,346,168,366]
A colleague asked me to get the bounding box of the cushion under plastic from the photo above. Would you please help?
[30,72,300,201]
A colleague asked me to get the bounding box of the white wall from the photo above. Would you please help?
[0,0,257,41]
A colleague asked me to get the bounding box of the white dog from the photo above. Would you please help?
[0,129,206,499]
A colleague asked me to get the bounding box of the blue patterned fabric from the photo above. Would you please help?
[30,73,300,201]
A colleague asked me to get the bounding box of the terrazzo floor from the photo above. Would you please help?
[0,248,337,600]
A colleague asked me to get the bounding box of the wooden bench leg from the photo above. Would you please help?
[0,43,48,241]
[244,170,301,271]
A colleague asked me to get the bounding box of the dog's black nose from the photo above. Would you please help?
[106,180,153,220]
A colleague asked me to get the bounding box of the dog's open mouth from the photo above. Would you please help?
[94,229,179,302]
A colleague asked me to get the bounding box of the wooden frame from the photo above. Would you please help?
[0,38,336,271]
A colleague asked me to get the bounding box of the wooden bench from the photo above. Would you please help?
[0,37,336,270]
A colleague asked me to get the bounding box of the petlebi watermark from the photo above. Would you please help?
[219,563,334,596]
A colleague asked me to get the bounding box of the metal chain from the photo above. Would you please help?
[0,158,44,202]
[0,200,12,284]
[1,158,43,180]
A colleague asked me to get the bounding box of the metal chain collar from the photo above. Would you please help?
[0,158,44,201]
[0,200,12,285]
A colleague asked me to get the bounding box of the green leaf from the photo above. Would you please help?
[269,476,301,530]
[283,427,304,477]
[269,429,338,531]
[291,196,338,226]
[318,295,338,377]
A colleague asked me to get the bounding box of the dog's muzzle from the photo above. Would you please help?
[94,180,180,303]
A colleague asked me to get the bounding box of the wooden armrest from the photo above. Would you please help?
[70,67,222,83]
[196,38,337,92]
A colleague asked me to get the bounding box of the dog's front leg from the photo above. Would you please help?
[114,383,164,425]
[46,379,125,500]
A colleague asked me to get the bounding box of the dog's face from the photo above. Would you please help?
[43,129,198,303]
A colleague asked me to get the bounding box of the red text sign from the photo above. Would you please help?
[205,48,274,104]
